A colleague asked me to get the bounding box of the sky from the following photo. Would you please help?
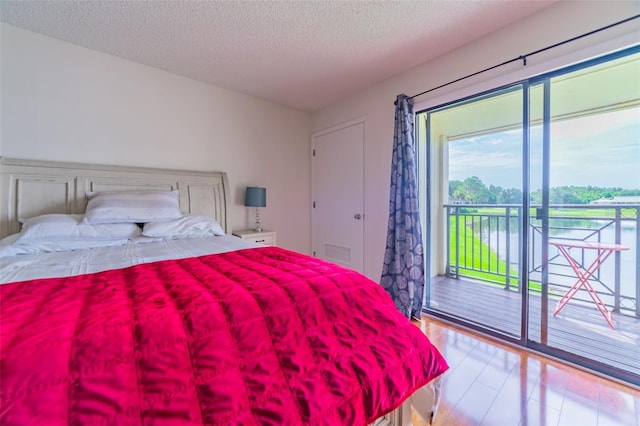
[448,108,640,191]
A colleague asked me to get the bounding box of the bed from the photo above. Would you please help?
[0,158,448,426]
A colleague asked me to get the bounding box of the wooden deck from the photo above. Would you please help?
[429,275,640,377]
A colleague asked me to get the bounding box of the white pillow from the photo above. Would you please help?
[17,214,141,243]
[142,214,225,238]
[84,190,182,224]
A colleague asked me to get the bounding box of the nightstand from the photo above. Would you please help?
[232,230,277,246]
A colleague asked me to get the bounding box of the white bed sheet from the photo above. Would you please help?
[0,235,258,284]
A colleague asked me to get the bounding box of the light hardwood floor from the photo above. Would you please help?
[412,316,640,426]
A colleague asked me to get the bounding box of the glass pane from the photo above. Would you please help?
[528,52,640,378]
[420,86,524,339]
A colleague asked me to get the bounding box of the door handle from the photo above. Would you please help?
[354,213,362,220]
[536,208,546,221]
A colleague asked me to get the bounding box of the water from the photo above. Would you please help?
[488,220,637,304]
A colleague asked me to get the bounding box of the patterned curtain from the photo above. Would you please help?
[380,94,425,319]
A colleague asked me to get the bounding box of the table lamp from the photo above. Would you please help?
[244,186,266,232]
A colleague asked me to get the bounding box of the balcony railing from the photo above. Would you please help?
[444,203,639,317]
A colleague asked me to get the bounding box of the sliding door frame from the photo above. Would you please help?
[418,44,640,385]
[417,82,528,347]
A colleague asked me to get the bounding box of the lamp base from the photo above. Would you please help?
[253,207,263,232]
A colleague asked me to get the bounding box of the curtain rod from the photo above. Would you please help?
[406,14,640,101]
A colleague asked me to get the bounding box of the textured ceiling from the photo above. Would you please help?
[0,1,558,112]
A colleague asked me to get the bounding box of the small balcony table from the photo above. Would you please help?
[549,239,629,329]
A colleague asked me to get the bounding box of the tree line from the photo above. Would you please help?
[449,176,640,205]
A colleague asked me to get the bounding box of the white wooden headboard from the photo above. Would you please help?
[0,157,230,238]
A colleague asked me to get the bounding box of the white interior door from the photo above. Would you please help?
[312,121,364,273]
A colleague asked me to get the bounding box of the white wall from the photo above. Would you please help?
[311,1,640,281]
[0,23,312,253]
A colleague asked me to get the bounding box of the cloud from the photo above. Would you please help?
[447,108,639,190]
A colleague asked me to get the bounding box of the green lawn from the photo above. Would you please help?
[449,218,519,288]
[448,217,541,292]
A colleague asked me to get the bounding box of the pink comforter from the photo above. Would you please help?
[1,247,447,425]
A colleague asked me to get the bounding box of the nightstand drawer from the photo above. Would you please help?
[232,230,276,246]
[248,234,274,245]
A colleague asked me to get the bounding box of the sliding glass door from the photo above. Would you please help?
[417,46,640,384]
[527,50,640,381]
[417,85,525,339]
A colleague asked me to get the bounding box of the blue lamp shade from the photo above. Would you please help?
[245,187,266,208]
